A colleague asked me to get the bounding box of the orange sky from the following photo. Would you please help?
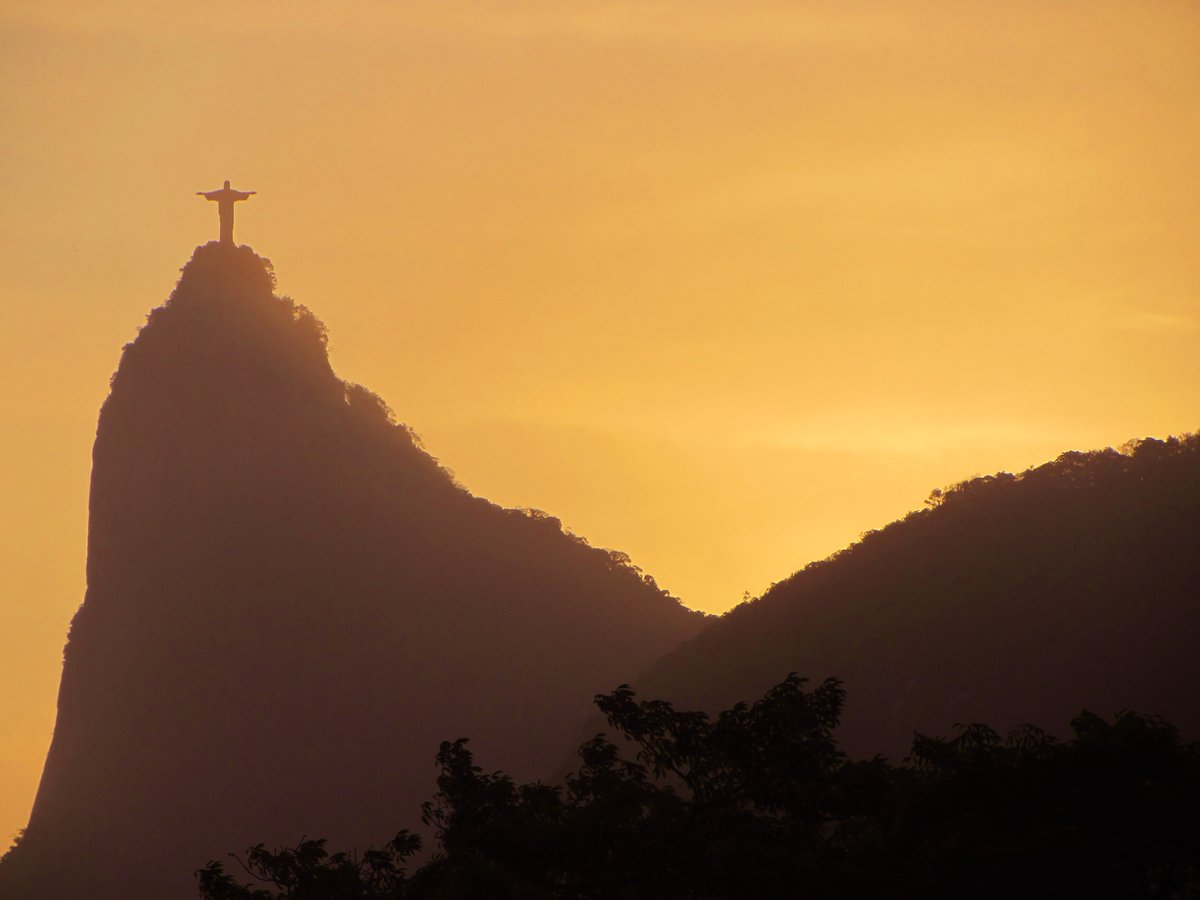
[2,0,1198,846]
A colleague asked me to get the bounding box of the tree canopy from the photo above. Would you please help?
[197,676,1200,899]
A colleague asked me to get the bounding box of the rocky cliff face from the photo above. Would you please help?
[0,243,707,899]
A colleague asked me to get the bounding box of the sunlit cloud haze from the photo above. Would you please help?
[1,0,1198,845]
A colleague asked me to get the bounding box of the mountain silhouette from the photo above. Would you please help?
[0,242,707,899]
[622,435,1199,762]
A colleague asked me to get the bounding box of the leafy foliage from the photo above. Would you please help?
[199,677,1200,899]
[195,833,420,900]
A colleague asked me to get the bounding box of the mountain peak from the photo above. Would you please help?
[0,247,706,899]
[110,242,335,402]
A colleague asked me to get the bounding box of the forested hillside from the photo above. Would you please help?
[631,434,1200,760]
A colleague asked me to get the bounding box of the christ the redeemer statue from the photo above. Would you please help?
[197,180,255,245]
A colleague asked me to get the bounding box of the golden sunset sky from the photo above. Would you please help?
[1,0,1198,844]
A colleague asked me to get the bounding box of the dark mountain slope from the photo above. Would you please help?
[629,435,1199,761]
[0,243,706,900]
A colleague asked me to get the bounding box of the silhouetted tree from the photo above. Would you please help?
[198,677,1200,899]
[196,833,420,900]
